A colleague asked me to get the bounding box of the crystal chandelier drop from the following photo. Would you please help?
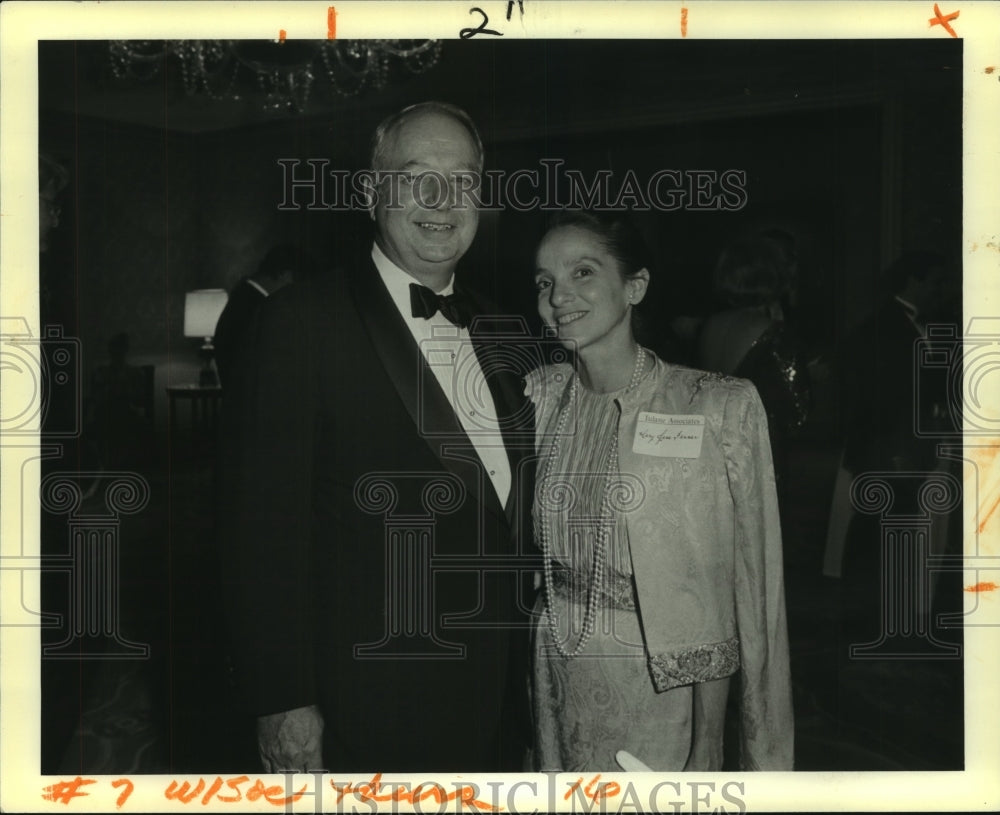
[108,40,443,113]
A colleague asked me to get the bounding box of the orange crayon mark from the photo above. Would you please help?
[681,6,688,37]
[965,581,998,593]
[112,778,135,809]
[929,3,959,38]
[980,490,1000,534]
[42,777,96,804]
[246,778,307,806]
[160,776,306,807]
[214,775,250,803]
[278,29,287,42]
[201,776,225,804]
[328,6,337,39]
[565,774,622,803]
[986,66,996,74]
[165,778,206,803]
[968,444,1000,534]
[330,773,500,812]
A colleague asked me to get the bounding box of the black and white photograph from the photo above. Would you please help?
[2,1,999,812]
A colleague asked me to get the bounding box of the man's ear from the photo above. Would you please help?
[629,268,651,305]
[361,172,377,220]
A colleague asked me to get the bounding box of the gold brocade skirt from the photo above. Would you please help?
[529,571,730,773]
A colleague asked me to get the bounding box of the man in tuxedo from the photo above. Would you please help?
[842,250,952,479]
[838,250,956,637]
[222,102,534,773]
[213,243,315,389]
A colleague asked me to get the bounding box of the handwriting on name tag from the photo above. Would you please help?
[632,412,705,458]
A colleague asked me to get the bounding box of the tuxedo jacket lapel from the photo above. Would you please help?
[461,289,536,527]
[349,259,505,522]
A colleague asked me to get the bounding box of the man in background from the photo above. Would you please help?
[842,250,953,480]
[837,250,958,636]
[213,243,315,388]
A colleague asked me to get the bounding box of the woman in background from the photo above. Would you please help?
[526,210,793,772]
[698,236,811,488]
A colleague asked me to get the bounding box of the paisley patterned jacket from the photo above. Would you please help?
[526,353,794,770]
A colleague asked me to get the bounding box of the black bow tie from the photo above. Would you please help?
[409,283,473,328]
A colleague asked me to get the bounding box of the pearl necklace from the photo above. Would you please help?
[539,345,647,658]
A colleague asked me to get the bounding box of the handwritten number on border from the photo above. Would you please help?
[460,7,504,38]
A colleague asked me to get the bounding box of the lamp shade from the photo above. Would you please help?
[183,289,228,339]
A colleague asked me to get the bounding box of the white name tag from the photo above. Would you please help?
[632,412,705,458]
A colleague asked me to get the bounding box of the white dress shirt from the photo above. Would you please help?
[371,243,512,509]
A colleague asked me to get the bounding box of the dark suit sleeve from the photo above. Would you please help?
[220,286,319,715]
[841,302,926,474]
[214,282,260,389]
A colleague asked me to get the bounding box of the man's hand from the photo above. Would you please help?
[257,705,325,772]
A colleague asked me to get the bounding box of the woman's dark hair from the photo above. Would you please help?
[543,209,653,282]
[541,210,654,342]
[712,237,787,308]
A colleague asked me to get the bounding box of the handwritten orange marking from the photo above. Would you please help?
[201,777,224,805]
[565,774,622,803]
[328,6,337,39]
[214,776,249,803]
[165,779,205,803]
[330,773,500,812]
[112,779,134,809]
[965,581,998,592]
[968,444,1000,534]
[929,3,959,38]
[246,778,307,806]
[980,489,1000,534]
[972,445,1000,466]
[986,66,996,74]
[681,6,688,37]
[42,777,96,804]
[161,776,306,807]
[278,29,287,42]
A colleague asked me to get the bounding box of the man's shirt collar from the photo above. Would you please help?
[371,243,455,321]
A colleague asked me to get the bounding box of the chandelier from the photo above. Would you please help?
[108,39,443,113]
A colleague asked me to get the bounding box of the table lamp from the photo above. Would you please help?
[183,288,228,387]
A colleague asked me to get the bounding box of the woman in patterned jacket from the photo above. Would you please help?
[527,210,794,772]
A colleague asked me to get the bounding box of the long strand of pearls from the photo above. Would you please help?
[539,346,647,659]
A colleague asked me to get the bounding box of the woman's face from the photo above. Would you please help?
[534,225,648,353]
